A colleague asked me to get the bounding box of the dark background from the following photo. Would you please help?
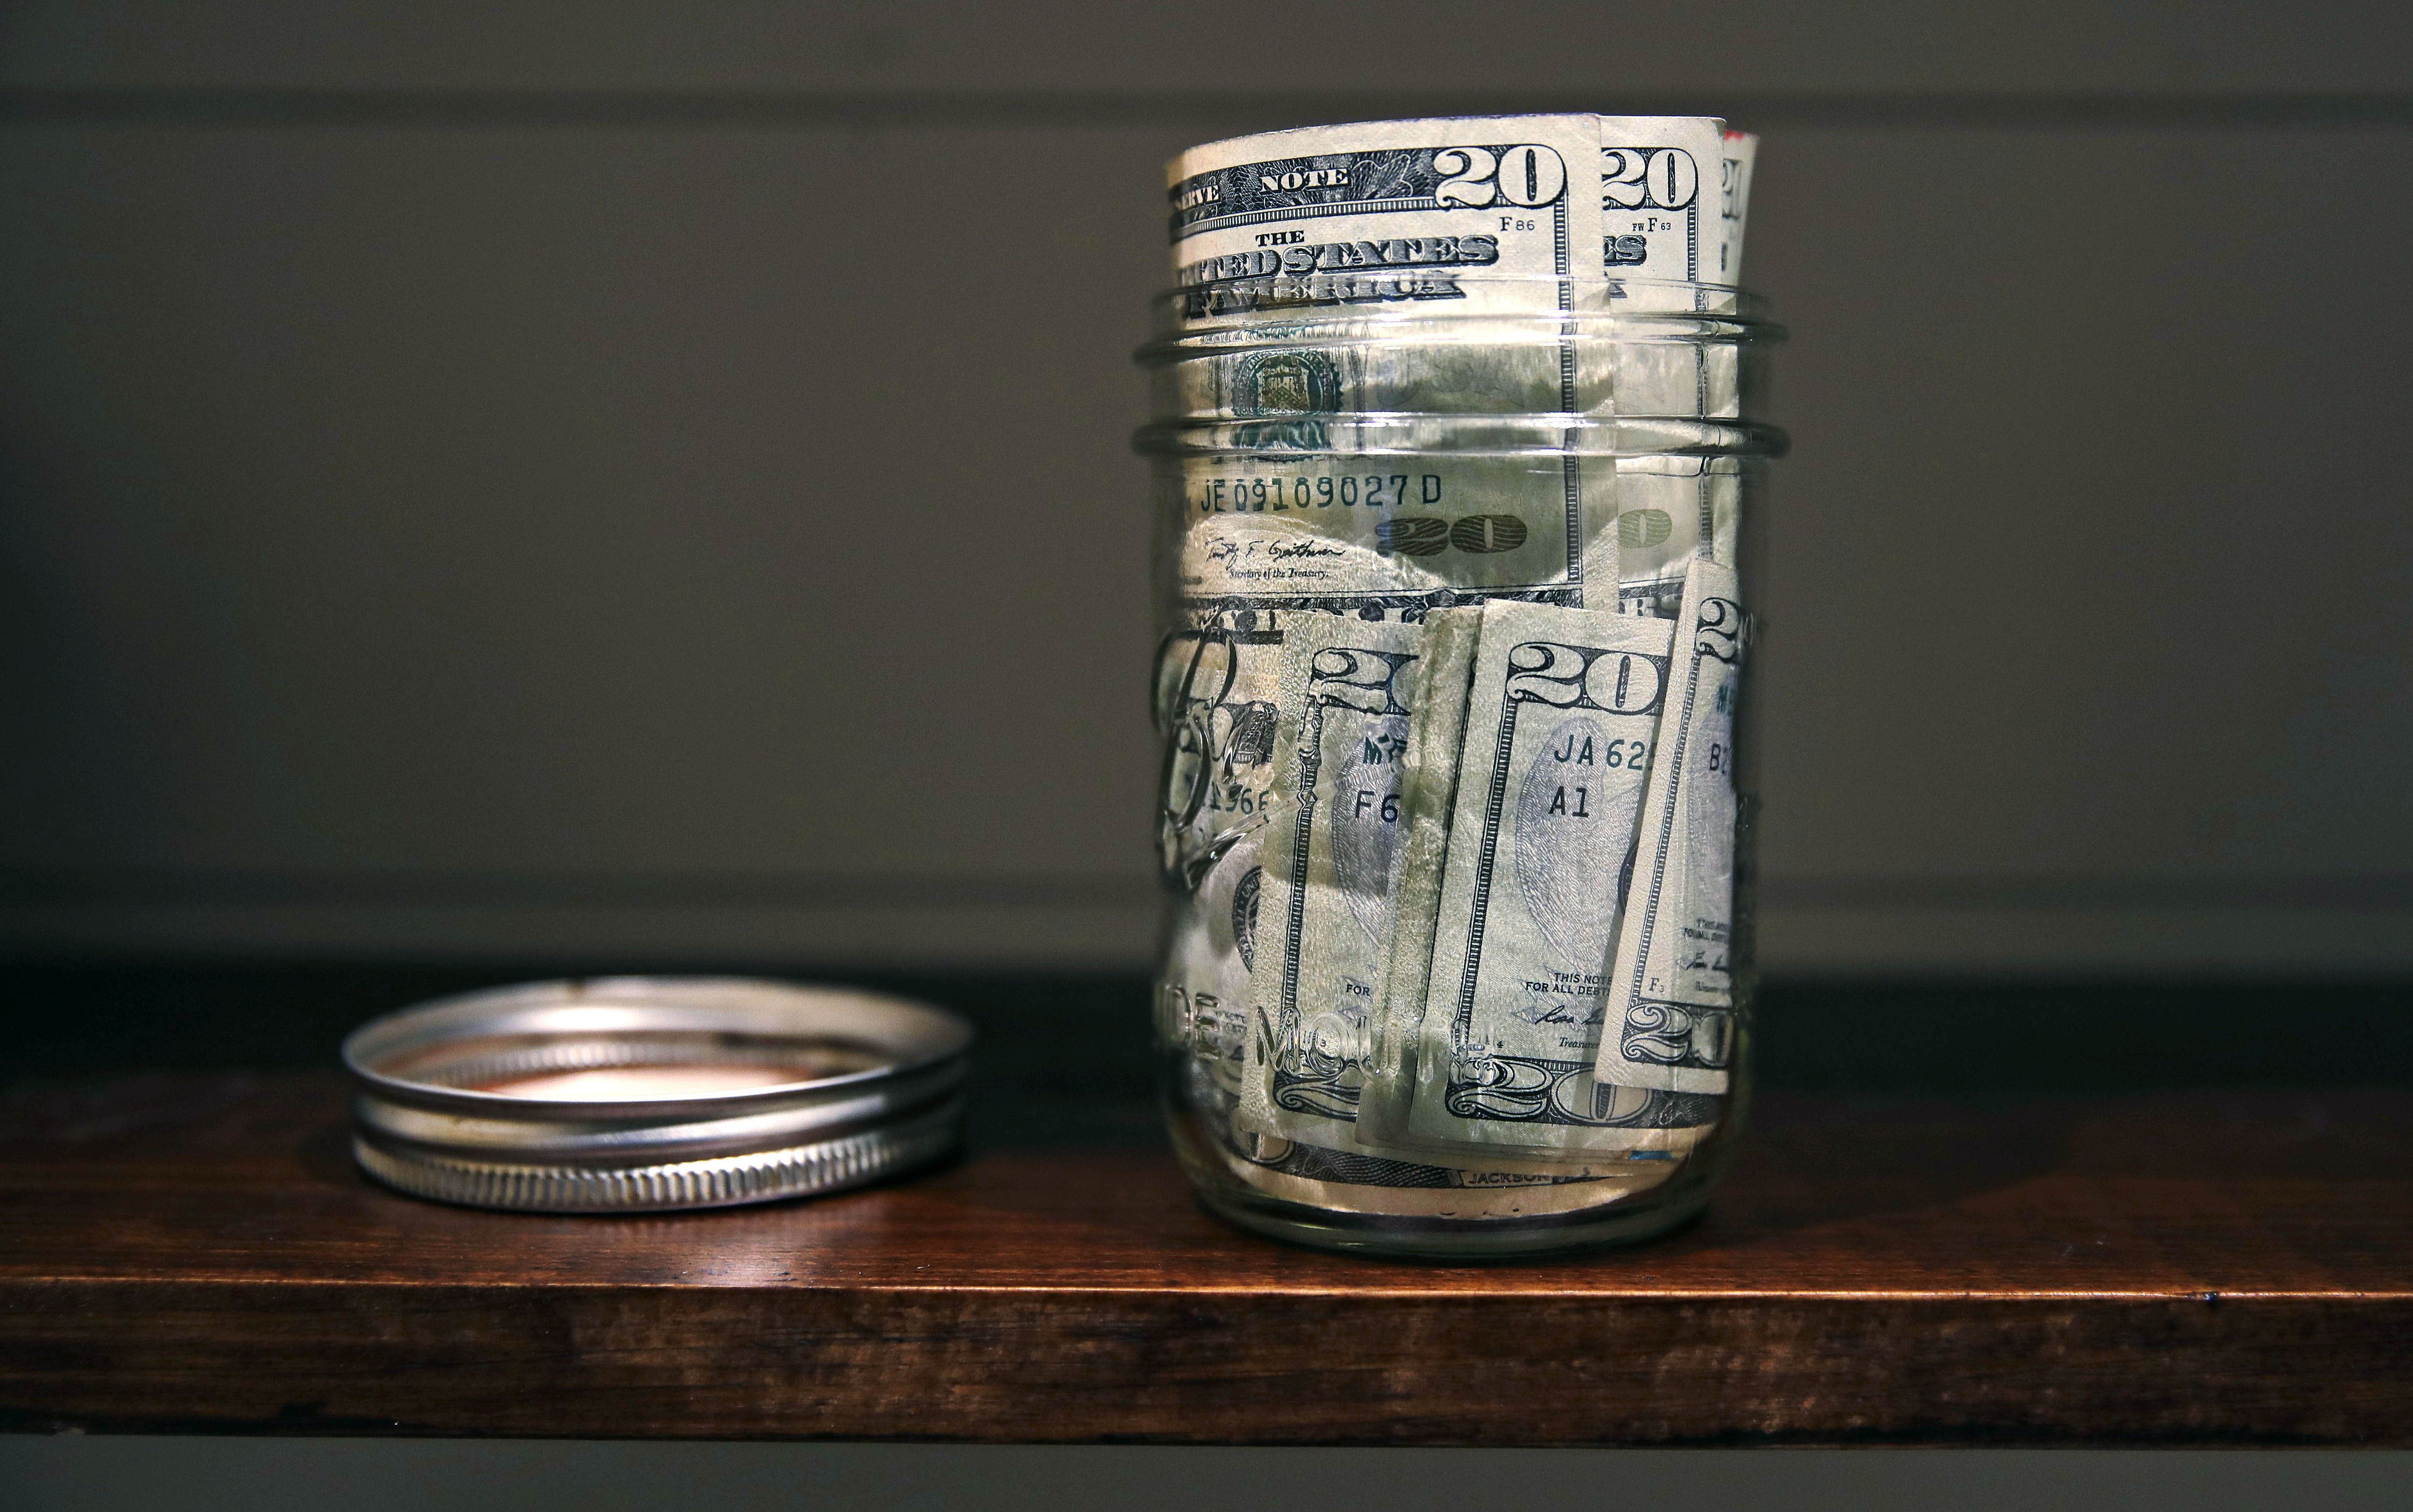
[1,2,2409,1504]
[1,1,2409,978]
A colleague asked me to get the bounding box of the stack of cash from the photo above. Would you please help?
[1148,115,1769,1220]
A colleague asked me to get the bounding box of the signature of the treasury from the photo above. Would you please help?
[1206,538,1349,567]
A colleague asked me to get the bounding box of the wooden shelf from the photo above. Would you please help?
[1,1072,2407,1446]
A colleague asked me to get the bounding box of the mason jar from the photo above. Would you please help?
[1136,280,1784,1258]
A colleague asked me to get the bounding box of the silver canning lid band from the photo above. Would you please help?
[344,976,975,1214]
[351,1097,964,1213]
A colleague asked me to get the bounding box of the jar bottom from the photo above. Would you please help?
[1191,1179,1712,1260]
[1166,1108,1727,1261]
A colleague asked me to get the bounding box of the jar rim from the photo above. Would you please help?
[1133,413,1789,460]
[1144,276,1781,353]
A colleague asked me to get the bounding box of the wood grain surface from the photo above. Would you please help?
[1,1074,2407,1445]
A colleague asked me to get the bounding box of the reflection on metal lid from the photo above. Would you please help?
[475,1064,815,1101]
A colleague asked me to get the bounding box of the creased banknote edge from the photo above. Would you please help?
[1594,556,1739,1096]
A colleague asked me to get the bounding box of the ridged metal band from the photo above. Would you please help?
[354,1098,962,1213]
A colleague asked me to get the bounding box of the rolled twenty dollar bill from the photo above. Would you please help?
[1360,599,1719,1164]
[1240,612,1423,1150]
[1167,114,1757,318]
[1237,608,1682,1183]
[1594,557,1745,1096]
[1362,606,1482,1106]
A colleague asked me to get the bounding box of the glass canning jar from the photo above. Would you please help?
[1136,281,1785,1258]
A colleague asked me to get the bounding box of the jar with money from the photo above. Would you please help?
[1139,115,1785,1257]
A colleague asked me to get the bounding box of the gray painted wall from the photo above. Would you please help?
[1,3,2408,973]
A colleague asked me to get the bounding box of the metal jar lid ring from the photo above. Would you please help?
[343,976,975,1214]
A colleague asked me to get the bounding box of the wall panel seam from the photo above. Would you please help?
[3,88,2412,130]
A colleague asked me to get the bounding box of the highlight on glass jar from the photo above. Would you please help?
[1137,116,1785,1258]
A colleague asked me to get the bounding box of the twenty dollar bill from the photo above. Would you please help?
[1594,557,1745,1095]
[1362,600,1719,1164]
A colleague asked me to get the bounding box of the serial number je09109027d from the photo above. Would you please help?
[1191,472,1443,514]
